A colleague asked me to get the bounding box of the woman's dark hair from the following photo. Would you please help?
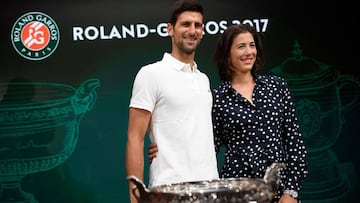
[168,0,203,25]
[213,24,265,81]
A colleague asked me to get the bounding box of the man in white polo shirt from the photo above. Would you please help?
[125,0,219,202]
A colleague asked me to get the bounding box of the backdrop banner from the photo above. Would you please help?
[0,1,358,202]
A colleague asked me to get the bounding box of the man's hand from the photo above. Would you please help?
[148,143,158,164]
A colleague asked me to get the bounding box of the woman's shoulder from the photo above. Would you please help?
[258,74,288,86]
[212,81,231,94]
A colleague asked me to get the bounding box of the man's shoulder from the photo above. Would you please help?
[137,59,165,73]
[141,53,168,68]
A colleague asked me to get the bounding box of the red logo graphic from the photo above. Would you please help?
[22,22,50,51]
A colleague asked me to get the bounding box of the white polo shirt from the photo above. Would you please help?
[130,53,219,187]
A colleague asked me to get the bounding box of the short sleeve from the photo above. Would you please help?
[129,66,158,112]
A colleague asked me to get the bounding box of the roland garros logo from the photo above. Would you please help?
[11,12,60,60]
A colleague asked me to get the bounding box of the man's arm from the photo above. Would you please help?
[126,107,151,203]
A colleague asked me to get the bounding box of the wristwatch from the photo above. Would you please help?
[283,189,298,199]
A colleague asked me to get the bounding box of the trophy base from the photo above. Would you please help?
[301,162,358,203]
[0,190,38,203]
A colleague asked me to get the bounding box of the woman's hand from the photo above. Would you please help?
[148,143,158,164]
[278,194,298,203]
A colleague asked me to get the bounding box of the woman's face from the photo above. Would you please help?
[229,31,256,74]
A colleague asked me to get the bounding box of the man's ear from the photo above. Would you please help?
[167,23,173,37]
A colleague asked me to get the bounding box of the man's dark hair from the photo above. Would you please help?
[168,0,203,25]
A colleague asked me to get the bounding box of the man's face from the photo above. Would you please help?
[168,11,203,55]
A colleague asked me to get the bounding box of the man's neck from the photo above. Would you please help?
[171,52,195,67]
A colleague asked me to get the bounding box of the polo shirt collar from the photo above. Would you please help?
[163,53,198,73]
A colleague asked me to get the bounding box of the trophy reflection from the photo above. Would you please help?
[271,41,360,202]
[0,78,100,203]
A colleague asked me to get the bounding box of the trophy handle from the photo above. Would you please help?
[71,78,100,119]
[336,75,360,119]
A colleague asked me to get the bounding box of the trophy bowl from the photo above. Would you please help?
[127,163,285,203]
[0,78,100,203]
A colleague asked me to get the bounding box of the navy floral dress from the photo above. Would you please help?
[212,75,308,202]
